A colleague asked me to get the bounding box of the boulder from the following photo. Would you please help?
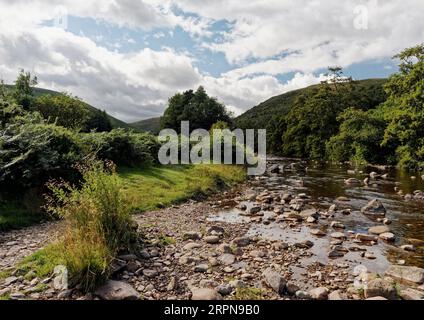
[368,225,390,235]
[204,236,220,244]
[385,266,424,285]
[262,268,286,294]
[95,280,139,300]
[356,233,378,242]
[53,265,68,291]
[361,199,386,217]
[379,232,396,242]
[191,288,222,300]
[328,290,346,300]
[399,288,424,300]
[232,237,250,247]
[183,231,202,240]
[217,253,236,266]
[364,278,398,300]
[207,226,225,236]
[330,232,346,240]
[309,287,329,300]
[344,178,361,185]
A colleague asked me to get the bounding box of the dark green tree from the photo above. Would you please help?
[380,44,424,168]
[35,94,90,131]
[12,69,38,110]
[161,86,232,133]
[84,109,113,132]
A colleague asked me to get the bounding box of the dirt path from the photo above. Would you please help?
[0,221,62,273]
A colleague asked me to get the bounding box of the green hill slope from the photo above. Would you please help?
[130,117,162,134]
[4,85,132,130]
[235,78,387,130]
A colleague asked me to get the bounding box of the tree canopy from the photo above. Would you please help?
[161,86,232,133]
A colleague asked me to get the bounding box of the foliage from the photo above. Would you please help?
[0,113,83,189]
[235,78,387,155]
[84,109,113,132]
[46,161,137,291]
[326,108,393,165]
[161,86,232,133]
[35,94,91,130]
[380,44,424,169]
[81,129,159,167]
[12,69,38,110]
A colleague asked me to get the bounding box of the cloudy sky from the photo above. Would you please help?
[0,0,423,122]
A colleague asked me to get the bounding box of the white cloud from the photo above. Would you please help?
[1,1,424,121]
[0,26,201,121]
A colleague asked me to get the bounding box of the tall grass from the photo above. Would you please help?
[46,160,136,292]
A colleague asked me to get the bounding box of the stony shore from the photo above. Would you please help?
[1,163,424,300]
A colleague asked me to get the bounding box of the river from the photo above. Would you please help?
[209,157,424,279]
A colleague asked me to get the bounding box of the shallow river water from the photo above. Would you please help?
[209,158,424,279]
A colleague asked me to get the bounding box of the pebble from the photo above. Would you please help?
[204,236,220,244]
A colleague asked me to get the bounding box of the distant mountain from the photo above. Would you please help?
[130,117,162,134]
[4,85,132,130]
[235,78,387,130]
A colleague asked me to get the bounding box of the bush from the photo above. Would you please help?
[35,94,90,130]
[0,113,83,190]
[81,129,159,167]
[46,161,137,292]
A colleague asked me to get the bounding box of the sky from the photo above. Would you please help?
[0,0,423,123]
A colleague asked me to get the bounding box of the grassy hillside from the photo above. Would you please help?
[4,85,132,130]
[130,117,162,134]
[235,78,387,130]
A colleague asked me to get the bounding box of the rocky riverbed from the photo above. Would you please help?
[2,159,424,300]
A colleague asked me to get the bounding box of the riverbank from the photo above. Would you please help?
[0,164,246,300]
[2,161,424,300]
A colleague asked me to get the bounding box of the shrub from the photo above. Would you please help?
[81,129,159,167]
[35,94,90,130]
[46,160,137,292]
[0,113,83,190]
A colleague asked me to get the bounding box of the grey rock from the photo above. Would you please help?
[53,265,68,291]
[368,225,390,235]
[232,237,250,247]
[183,231,202,240]
[364,278,398,300]
[385,266,424,285]
[295,290,312,299]
[194,264,209,273]
[262,268,286,294]
[361,199,386,217]
[191,288,222,300]
[328,290,345,300]
[204,236,220,244]
[309,287,329,300]
[379,232,395,242]
[218,254,236,266]
[142,269,158,278]
[95,280,139,300]
[207,226,225,236]
[217,284,233,296]
[399,288,424,300]
[183,242,203,251]
[4,276,18,286]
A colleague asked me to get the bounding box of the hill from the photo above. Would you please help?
[4,85,132,130]
[235,78,387,130]
[130,117,162,134]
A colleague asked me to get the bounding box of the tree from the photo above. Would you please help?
[381,44,424,168]
[326,108,393,165]
[35,94,90,131]
[84,109,113,132]
[12,69,38,110]
[161,86,232,133]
